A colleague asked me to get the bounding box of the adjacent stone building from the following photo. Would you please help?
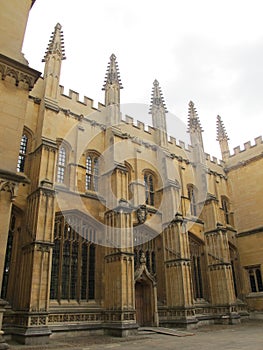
[0,0,262,346]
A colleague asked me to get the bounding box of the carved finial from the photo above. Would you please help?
[102,53,123,90]
[216,115,229,141]
[149,79,168,113]
[42,23,66,62]
[187,100,204,133]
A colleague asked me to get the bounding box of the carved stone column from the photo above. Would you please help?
[104,200,137,336]
[12,184,55,344]
[162,213,197,328]
[205,225,240,324]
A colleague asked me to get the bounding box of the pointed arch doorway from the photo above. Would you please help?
[134,254,159,327]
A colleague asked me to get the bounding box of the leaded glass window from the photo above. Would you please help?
[86,154,99,191]
[50,214,96,302]
[17,134,28,172]
[248,267,263,293]
[57,147,66,183]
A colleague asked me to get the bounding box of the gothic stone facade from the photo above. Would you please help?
[0,1,263,346]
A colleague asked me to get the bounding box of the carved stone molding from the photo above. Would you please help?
[0,53,40,91]
[0,179,18,201]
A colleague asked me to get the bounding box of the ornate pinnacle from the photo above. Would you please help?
[216,115,229,141]
[187,100,204,133]
[149,79,168,114]
[102,53,123,90]
[42,23,66,62]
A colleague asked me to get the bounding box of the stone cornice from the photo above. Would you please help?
[0,169,30,184]
[0,53,41,90]
[237,226,263,237]
[225,152,263,172]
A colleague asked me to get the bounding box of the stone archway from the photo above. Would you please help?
[134,253,159,327]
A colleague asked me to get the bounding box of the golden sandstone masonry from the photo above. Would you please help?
[0,0,262,346]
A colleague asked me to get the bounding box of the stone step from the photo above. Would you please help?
[139,327,195,337]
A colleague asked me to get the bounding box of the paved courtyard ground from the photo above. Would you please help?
[8,320,263,350]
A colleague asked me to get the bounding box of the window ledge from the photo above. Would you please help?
[246,292,263,298]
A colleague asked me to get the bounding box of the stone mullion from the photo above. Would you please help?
[87,244,90,301]
[192,256,197,299]
[76,238,82,302]
[57,217,64,302]
[68,238,72,301]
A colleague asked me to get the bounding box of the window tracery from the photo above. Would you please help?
[50,214,96,301]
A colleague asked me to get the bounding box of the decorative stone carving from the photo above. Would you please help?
[0,53,40,91]
[0,180,18,201]
[136,204,148,224]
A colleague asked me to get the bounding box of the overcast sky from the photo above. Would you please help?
[23,0,263,158]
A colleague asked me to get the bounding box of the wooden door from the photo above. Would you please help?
[135,283,144,326]
[135,282,153,326]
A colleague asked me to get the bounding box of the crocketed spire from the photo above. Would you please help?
[149,79,168,114]
[187,101,203,133]
[102,54,123,90]
[42,23,66,62]
[216,115,229,141]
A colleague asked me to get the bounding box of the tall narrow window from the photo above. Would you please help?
[86,156,92,190]
[229,245,239,298]
[50,214,96,302]
[85,154,99,191]
[88,245,95,300]
[1,214,16,299]
[248,267,263,293]
[189,234,204,299]
[50,239,60,300]
[231,260,238,297]
[17,134,28,172]
[151,252,156,274]
[144,172,155,206]
[57,147,66,183]
[222,197,230,224]
[188,185,197,216]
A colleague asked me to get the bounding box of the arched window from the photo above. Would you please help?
[57,146,66,183]
[188,185,197,216]
[144,172,155,206]
[221,196,230,225]
[50,214,96,301]
[17,134,28,172]
[85,154,99,191]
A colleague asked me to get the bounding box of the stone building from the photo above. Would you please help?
[0,0,262,346]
